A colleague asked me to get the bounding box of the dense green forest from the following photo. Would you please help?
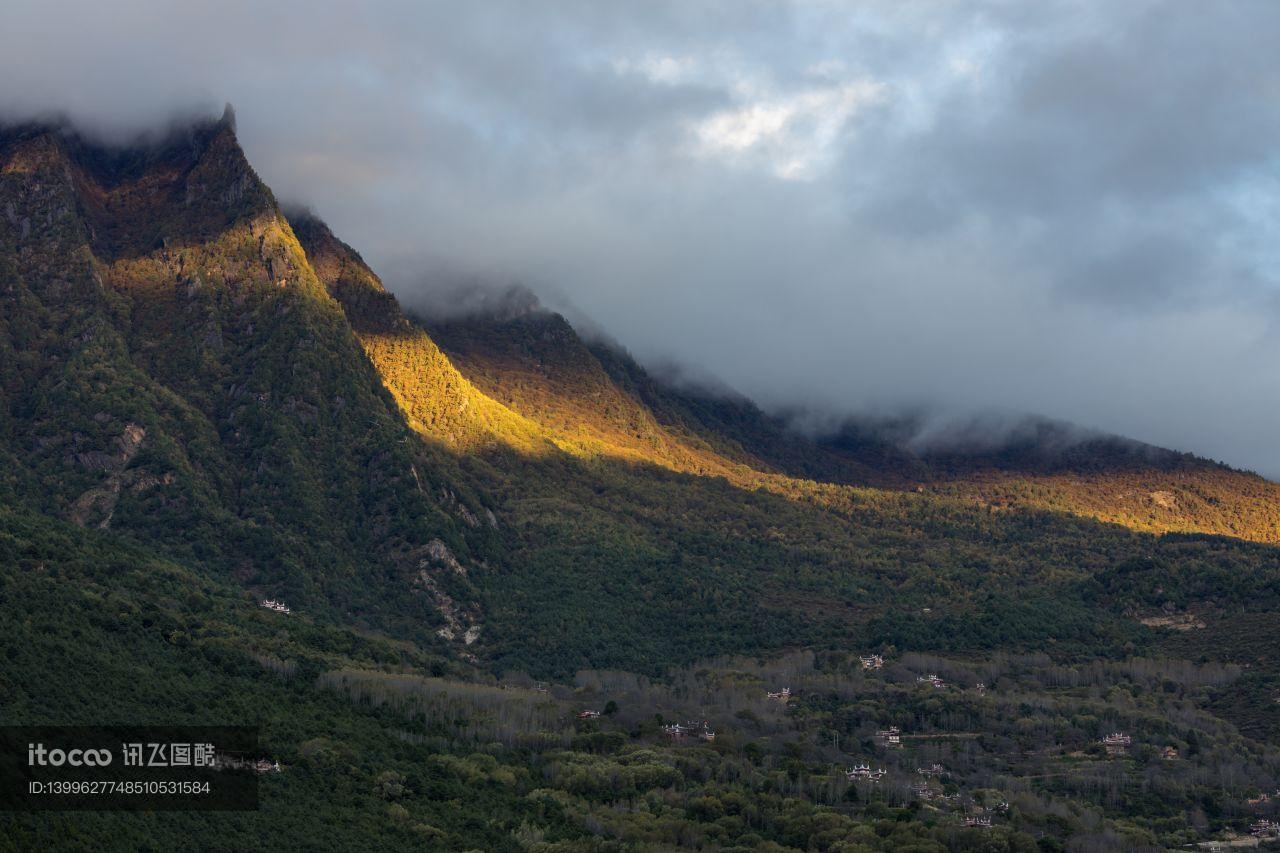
[5,501,1280,850]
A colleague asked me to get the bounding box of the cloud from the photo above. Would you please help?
[2,0,1279,474]
[693,80,884,179]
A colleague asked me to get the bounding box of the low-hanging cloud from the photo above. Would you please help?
[3,0,1279,474]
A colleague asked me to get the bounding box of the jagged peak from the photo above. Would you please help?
[220,102,237,134]
[0,107,276,260]
[1,106,241,182]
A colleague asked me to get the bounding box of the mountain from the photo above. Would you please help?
[5,110,1280,851]
[4,104,1277,682]
[859,412,1280,542]
[286,211,547,455]
[420,290,913,485]
[0,108,491,647]
[422,290,1280,544]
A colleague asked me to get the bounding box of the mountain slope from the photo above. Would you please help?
[584,336,925,486]
[883,415,1280,542]
[287,212,548,455]
[422,294,1280,544]
[424,301,775,479]
[0,110,489,645]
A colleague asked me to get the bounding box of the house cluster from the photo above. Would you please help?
[662,720,716,742]
[845,764,887,782]
[961,815,993,828]
[859,654,884,670]
[1101,732,1132,756]
[1250,819,1280,839]
[766,687,791,702]
[917,763,946,778]
[1161,745,1179,760]
[916,673,945,688]
[577,709,601,719]
[259,599,291,614]
[912,782,937,800]
[876,726,902,748]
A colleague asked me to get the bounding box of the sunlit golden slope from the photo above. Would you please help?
[814,417,1280,542]
[929,465,1280,543]
[421,306,774,478]
[287,214,1280,546]
[425,299,1280,545]
[289,220,794,483]
[289,214,549,454]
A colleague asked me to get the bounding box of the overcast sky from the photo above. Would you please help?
[3,1,1280,474]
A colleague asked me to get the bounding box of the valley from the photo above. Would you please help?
[2,112,1279,851]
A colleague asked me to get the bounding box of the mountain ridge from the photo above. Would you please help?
[414,285,1280,542]
[0,111,494,649]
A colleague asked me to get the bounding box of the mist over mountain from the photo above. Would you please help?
[2,0,1278,476]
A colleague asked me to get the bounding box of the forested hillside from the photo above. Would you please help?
[0,111,493,649]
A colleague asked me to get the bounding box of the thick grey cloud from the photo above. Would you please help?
[3,1,1279,474]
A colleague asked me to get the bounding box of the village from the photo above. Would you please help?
[305,645,1280,849]
[567,656,1023,830]
[557,651,1277,842]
